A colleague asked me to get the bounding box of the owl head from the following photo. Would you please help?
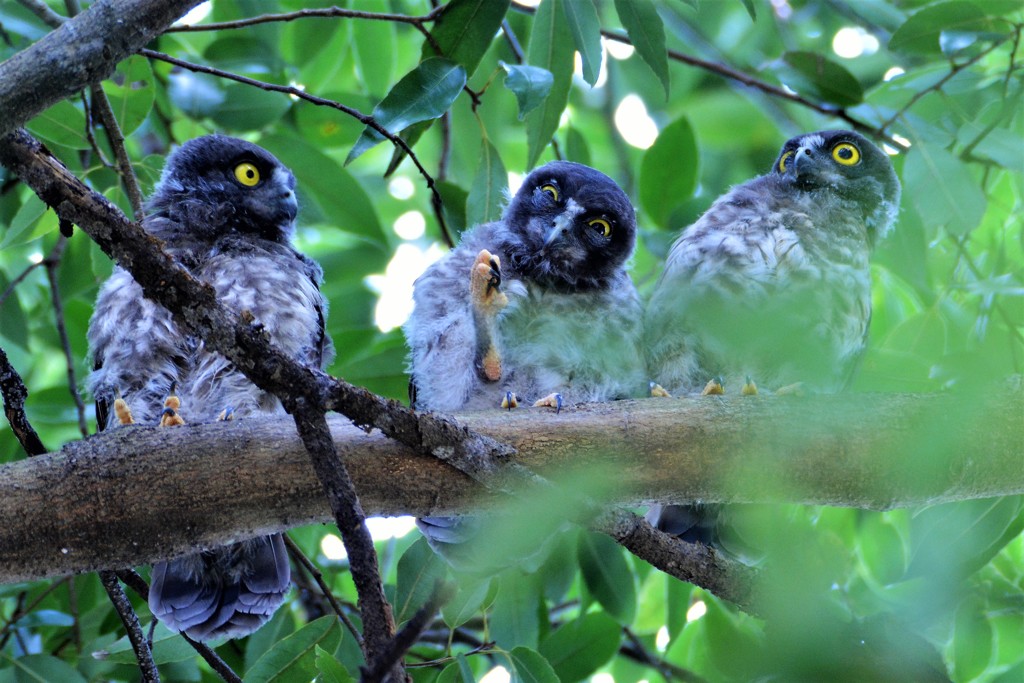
[771,129,900,241]
[147,135,298,243]
[500,161,637,290]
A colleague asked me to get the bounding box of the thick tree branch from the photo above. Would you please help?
[1,392,1019,585]
[0,347,47,456]
[0,0,202,139]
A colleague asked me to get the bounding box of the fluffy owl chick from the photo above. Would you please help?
[88,135,331,641]
[644,129,900,548]
[405,161,646,566]
[406,160,646,412]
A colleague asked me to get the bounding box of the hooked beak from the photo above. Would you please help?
[543,211,575,249]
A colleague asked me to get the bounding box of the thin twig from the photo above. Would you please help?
[0,260,45,309]
[137,48,454,248]
[0,345,47,456]
[284,534,364,646]
[99,571,160,683]
[500,19,524,63]
[167,5,447,32]
[16,0,65,28]
[43,236,89,437]
[362,581,455,683]
[0,578,67,647]
[89,85,145,218]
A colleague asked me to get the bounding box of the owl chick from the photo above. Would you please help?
[404,161,646,565]
[644,129,900,546]
[88,135,331,641]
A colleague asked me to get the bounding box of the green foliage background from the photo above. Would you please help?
[0,0,1022,681]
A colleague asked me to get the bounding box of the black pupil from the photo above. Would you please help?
[246,168,255,178]
[838,147,852,159]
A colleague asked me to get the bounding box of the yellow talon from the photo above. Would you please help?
[741,376,758,396]
[114,396,134,425]
[649,382,671,398]
[501,392,518,410]
[160,384,185,427]
[701,378,725,396]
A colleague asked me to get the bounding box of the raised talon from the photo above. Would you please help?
[470,249,509,314]
[741,375,758,396]
[701,377,725,396]
[533,393,563,413]
[160,383,185,427]
[217,406,235,421]
[501,392,518,410]
[650,381,671,398]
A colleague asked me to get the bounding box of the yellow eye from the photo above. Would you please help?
[588,217,612,238]
[778,150,794,173]
[540,183,559,202]
[832,142,860,166]
[234,162,260,186]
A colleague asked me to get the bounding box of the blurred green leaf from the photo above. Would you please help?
[577,531,637,625]
[506,646,560,683]
[2,194,57,249]
[491,572,541,650]
[500,62,554,121]
[858,513,908,585]
[441,576,492,629]
[908,498,1024,580]
[889,1,1003,54]
[351,1,395,99]
[395,537,448,623]
[564,126,591,165]
[26,99,89,150]
[437,180,470,239]
[466,139,507,227]
[640,115,698,228]
[538,611,621,683]
[346,58,467,164]
[167,71,225,118]
[562,0,602,86]
[903,141,987,235]
[101,55,154,137]
[952,598,994,682]
[525,0,575,168]
[738,0,756,21]
[210,81,291,131]
[0,273,29,353]
[422,0,511,76]
[11,655,85,683]
[245,615,342,683]
[613,0,670,98]
[776,51,864,106]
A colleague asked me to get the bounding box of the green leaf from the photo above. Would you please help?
[565,126,591,166]
[491,572,541,649]
[639,115,698,228]
[889,1,1002,55]
[436,179,470,239]
[11,610,74,628]
[422,0,511,77]
[101,55,154,137]
[244,605,295,674]
[395,537,448,623]
[167,71,226,119]
[738,0,756,21]
[538,611,622,683]
[315,644,355,683]
[26,99,89,150]
[209,81,291,132]
[11,654,86,683]
[0,272,29,353]
[466,139,508,228]
[525,0,575,168]
[260,133,386,246]
[908,498,1024,580]
[953,598,994,682]
[500,62,554,121]
[351,0,396,98]
[441,575,493,630]
[614,0,670,98]
[858,513,908,585]
[577,531,637,625]
[563,0,602,86]
[506,646,560,683]
[245,615,342,683]
[346,58,467,165]
[776,51,864,106]
[2,194,57,249]
[97,622,197,665]
[903,141,986,235]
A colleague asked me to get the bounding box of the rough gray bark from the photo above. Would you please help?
[1,391,1020,586]
[0,0,202,139]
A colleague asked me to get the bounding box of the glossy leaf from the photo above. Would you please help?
[25,99,89,150]
[776,51,864,106]
[466,139,508,227]
[562,0,602,86]
[245,615,342,683]
[209,81,291,131]
[347,58,467,164]
[352,0,396,99]
[491,572,541,649]
[538,611,622,683]
[525,0,575,168]
[889,1,1002,55]
[315,645,355,683]
[903,141,987,236]
[500,62,555,121]
[614,0,670,98]
[422,0,511,76]
[395,537,448,623]
[10,655,85,683]
[98,623,198,665]
[577,531,637,625]
[506,646,560,683]
[639,115,698,228]
[442,575,493,629]
[101,55,154,137]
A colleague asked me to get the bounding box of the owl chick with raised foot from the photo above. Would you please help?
[405,161,646,567]
[644,129,900,550]
[88,135,332,641]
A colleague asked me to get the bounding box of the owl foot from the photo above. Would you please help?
[113,388,134,425]
[774,382,805,396]
[501,392,518,410]
[159,384,185,427]
[701,377,725,396]
[533,393,563,413]
[217,406,235,421]
[649,381,672,398]
[741,376,758,396]
[470,249,508,316]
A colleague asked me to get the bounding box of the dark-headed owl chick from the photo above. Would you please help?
[88,135,331,641]
[404,161,646,566]
[644,129,900,547]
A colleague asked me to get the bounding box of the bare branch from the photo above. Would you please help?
[88,85,145,219]
[284,535,364,646]
[166,5,447,32]
[98,570,159,683]
[363,581,454,683]
[15,0,65,28]
[0,346,47,456]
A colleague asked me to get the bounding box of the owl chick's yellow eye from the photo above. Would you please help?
[778,150,794,173]
[234,162,260,186]
[540,184,559,202]
[832,142,860,166]
[588,217,612,238]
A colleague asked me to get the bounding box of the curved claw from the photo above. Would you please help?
[217,406,235,421]
[501,392,519,410]
[160,406,185,427]
[649,381,672,398]
[741,375,758,396]
[533,393,563,413]
[701,377,725,396]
